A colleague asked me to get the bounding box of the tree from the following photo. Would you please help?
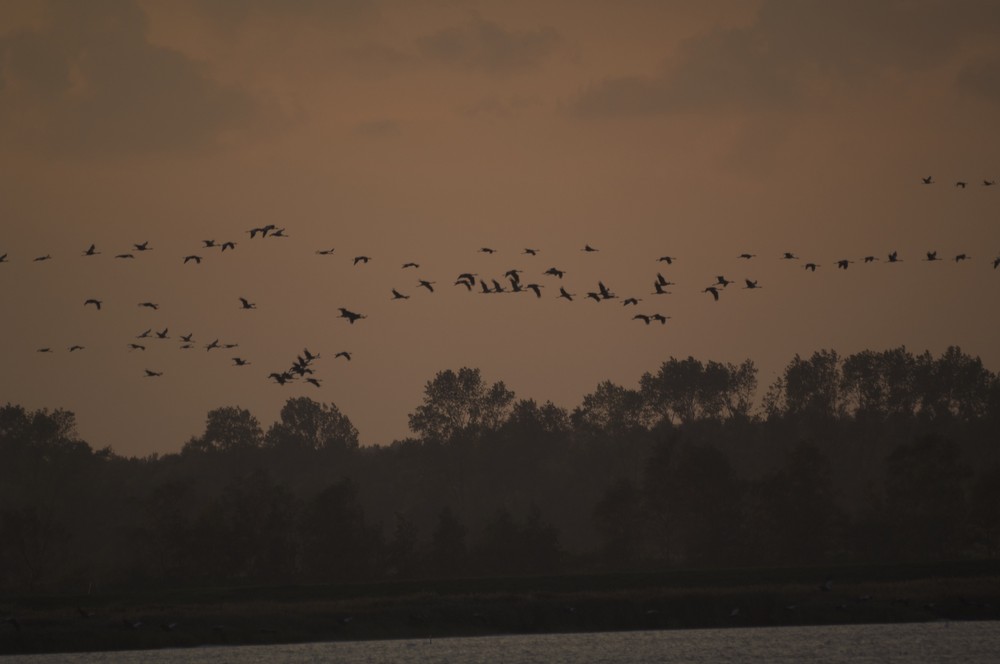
[409,368,515,442]
[571,380,651,435]
[265,397,359,451]
[184,406,263,453]
[765,350,845,421]
[592,478,645,566]
[640,357,758,425]
[299,479,378,582]
[841,347,919,420]
[429,506,467,578]
[916,346,997,421]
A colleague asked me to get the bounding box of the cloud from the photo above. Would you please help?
[192,0,380,29]
[572,0,1000,118]
[0,0,256,156]
[417,18,558,75]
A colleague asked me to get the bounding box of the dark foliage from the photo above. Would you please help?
[1,346,997,593]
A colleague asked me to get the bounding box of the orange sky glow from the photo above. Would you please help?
[2,0,999,455]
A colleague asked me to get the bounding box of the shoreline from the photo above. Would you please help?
[3,563,999,655]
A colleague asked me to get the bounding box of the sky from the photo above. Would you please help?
[1,0,999,456]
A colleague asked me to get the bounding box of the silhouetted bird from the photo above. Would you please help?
[418,280,435,292]
[247,225,274,238]
[353,255,371,265]
[402,262,419,268]
[888,251,901,263]
[864,255,878,263]
[223,343,238,349]
[651,314,670,324]
[585,292,601,302]
[714,276,733,287]
[303,348,320,361]
[83,244,100,256]
[221,241,237,251]
[133,241,151,252]
[128,344,146,351]
[491,279,504,293]
[525,283,543,298]
[306,378,322,388]
[137,329,152,338]
[985,180,996,186]
[744,279,760,289]
[155,328,169,339]
[633,314,651,324]
[544,267,565,278]
[0,254,7,263]
[138,302,159,310]
[391,289,410,300]
[993,257,1000,269]
[144,369,163,377]
[954,253,970,262]
[338,308,366,324]
[782,252,798,260]
[233,357,250,366]
[653,282,672,295]
[505,268,522,281]
[956,181,967,188]
[582,244,599,252]
[921,176,933,184]
[270,227,288,237]
[738,253,756,259]
[203,239,217,248]
[704,287,720,301]
[84,298,102,310]
[239,297,256,310]
[924,251,940,261]
[316,248,335,255]
[623,297,640,306]
[454,279,472,291]
[479,247,496,254]
[205,339,220,351]
[335,351,352,361]
[558,287,575,301]
[523,248,539,255]
[183,255,202,264]
[837,259,853,269]
[37,347,53,353]
[480,280,491,294]
[657,255,676,264]
[598,281,616,299]
[804,263,819,271]
[116,253,134,259]
[180,333,194,343]
[269,372,292,385]
[34,254,52,262]
[68,345,84,352]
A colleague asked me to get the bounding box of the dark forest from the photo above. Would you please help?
[2,345,998,594]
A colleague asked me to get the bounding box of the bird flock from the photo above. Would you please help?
[5,185,999,386]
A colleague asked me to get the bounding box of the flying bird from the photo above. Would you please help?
[353,255,371,265]
[316,248,335,255]
[704,287,720,301]
[203,239,217,248]
[955,253,970,262]
[984,180,996,186]
[523,248,539,256]
[335,351,352,361]
[128,344,146,351]
[623,297,641,306]
[863,256,878,263]
[68,345,85,352]
[558,287,575,301]
[205,339,220,351]
[137,329,152,339]
[657,255,676,264]
[144,369,163,377]
[37,347,53,353]
[84,298,102,310]
[83,244,100,256]
[653,282,672,295]
[544,267,565,278]
[651,314,670,325]
[836,259,853,270]
[232,357,251,366]
[183,255,202,264]
[738,253,756,259]
[804,263,819,272]
[133,241,151,252]
[138,302,159,310]
[402,262,419,268]
[180,333,194,343]
[633,314,651,324]
[34,254,52,262]
[338,307,366,324]
[479,247,497,254]
[598,281,616,299]
[781,252,798,260]
[582,244,599,252]
[155,328,169,339]
[921,176,933,184]
[239,297,256,310]
[306,378,322,388]
[956,181,967,188]
[887,251,901,263]
[391,289,410,300]
[744,279,761,289]
[924,251,940,262]
[418,280,435,292]
[116,253,134,259]
[221,241,237,252]
[525,283,543,298]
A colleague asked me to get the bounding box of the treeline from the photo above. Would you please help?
[1,346,998,593]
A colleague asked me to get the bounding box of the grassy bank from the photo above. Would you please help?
[2,561,999,655]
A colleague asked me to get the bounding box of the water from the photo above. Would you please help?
[6,622,999,663]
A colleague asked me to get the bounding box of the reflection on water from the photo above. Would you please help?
[8,621,1000,664]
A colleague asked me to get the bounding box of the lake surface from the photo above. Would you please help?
[7,621,999,663]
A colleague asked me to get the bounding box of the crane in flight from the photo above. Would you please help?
[338,308,366,324]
